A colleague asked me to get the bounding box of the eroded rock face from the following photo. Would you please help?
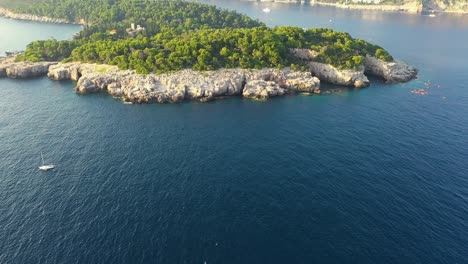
[291,47,370,88]
[118,74,185,103]
[157,69,247,101]
[308,62,370,88]
[48,64,78,80]
[4,62,57,78]
[242,80,286,100]
[75,70,133,93]
[290,48,418,87]
[283,70,321,92]
[364,55,418,83]
[0,56,58,79]
[290,48,319,61]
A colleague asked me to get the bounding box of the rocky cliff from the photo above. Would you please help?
[308,62,370,88]
[364,55,417,83]
[0,56,57,78]
[290,48,417,87]
[47,62,321,103]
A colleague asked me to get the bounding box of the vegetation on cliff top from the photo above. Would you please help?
[3,0,394,72]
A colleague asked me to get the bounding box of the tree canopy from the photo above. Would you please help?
[10,0,394,72]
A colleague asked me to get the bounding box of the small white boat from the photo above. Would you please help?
[39,152,55,171]
[123,101,133,105]
[428,13,436,17]
[262,8,271,13]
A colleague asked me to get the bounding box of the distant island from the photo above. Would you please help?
[0,0,417,103]
[247,0,467,14]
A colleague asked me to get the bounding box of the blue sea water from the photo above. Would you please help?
[1,3,468,263]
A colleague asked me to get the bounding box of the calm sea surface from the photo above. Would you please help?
[1,2,468,263]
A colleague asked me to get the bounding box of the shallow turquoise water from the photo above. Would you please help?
[1,5,468,263]
[0,18,81,55]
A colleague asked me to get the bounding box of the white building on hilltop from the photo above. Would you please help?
[126,23,146,37]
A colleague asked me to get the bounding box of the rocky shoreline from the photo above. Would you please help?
[0,57,321,103]
[291,48,417,87]
[0,52,417,103]
[0,7,84,24]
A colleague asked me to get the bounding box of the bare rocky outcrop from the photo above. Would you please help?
[48,63,80,80]
[290,48,417,87]
[107,74,186,103]
[242,80,286,100]
[158,69,247,101]
[291,48,370,88]
[1,60,57,79]
[284,70,321,93]
[363,55,418,83]
[308,62,370,88]
[244,67,320,92]
[290,48,318,61]
[48,63,120,81]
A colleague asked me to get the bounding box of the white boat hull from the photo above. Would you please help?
[39,165,55,171]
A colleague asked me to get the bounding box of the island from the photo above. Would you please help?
[0,0,417,103]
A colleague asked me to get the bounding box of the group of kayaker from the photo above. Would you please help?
[410,81,440,96]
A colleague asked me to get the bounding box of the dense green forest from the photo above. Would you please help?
[2,0,262,35]
[4,0,394,72]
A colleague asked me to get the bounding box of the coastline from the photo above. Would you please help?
[0,53,417,104]
[0,56,321,102]
[0,7,85,24]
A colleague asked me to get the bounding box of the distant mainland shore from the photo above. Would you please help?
[244,0,467,14]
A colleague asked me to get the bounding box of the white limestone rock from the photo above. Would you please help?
[283,69,320,92]
[5,61,57,78]
[364,55,418,83]
[308,61,370,88]
[242,80,286,100]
